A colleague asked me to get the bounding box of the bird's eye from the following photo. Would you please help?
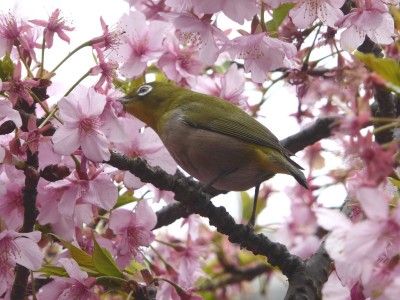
[136,85,153,97]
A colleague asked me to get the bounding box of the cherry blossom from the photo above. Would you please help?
[0,60,40,106]
[225,33,296,83]
[46,164,118,220]
[109,200,157,268]
[343,132,396,186]
[52,85,111,162]
[336,0,394,51]
[193,64,248,109]
[317,185,400,292]
[289,0,345,29]
[115,117,177,189]
[0,229,43,268]
[90,17,122,51]
[0,177,24,230]
[37,258,98,300]
[19,26,42,63]
[154,234,207,299]
[0,230,43,295]
[165,0,194,12]
[276,197,320,259]
[263,0,296,9]
[0,259,14,297]
[0,12,30,56]
[111,10,169,78]
[20,115,52,154]
[193,0,258,25]
[128,0,170,20]
[0,98,22,128]
[29,9,74,48]
[90,47,118,94]
[157,34,202,86]
[162,12,228,65]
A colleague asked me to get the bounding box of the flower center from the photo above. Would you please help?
[79,117,101,133]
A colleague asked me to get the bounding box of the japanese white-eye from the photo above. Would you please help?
[119,82,308,225]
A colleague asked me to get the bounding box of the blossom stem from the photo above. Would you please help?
[310,50,344,66]
[71,154,81,171]
[64,69,91,97]
[371,117,398,123]
[150,245,172,269]
[260,2,267,33]
[16,45,34,78]
[38,105,63,128]
[29,90,63,125]
[30,272,37,298]
[50,40,92,74]
[302,24,321,71]
[39,35,46,77]
[28,89,50,114]
[158,278,185,293]
[372,122,400,135]
[252,73,288,116]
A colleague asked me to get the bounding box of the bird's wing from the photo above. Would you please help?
[180,101,293,157]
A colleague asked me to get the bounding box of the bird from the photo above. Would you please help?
[119,82,308,226]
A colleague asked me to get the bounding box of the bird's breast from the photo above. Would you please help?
[158,112,273,191]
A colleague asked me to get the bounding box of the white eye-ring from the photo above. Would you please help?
[136,84,153,97]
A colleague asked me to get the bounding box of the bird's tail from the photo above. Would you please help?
[285,156,308,189]
[266,150,308,189]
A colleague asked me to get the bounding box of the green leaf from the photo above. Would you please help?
[115,77,145,95]
[38,265,68,277]
[114,190,139,209]
[125,259,146,275]
[355,52,400,93]
[389,177,400,189]
[266,3,295,36]
[95,275,127,289]
[240,190,266,225]
[49,234,95,271]
[0,53,14,81]
[93,238,124,278]
[240,191,253,223]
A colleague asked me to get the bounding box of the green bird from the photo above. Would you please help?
[119,82,308,226]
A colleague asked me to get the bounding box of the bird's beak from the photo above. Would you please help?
[117,96,131,105]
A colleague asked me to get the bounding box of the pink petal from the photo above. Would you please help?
[221,0,258,24]
[80,131,110,162]
[319,3,344,28]
[59,258,88,281]
[315,208,352,230]
[123,172,146,189]
[14,236,43,270]
[136,200,157,230]
[52,125,81,155]
[290,3,317,29]
[110,209,135,233]
[356,187,389,220]
[79,88,106,117]
[58,186,80,217]
[367,14,394,45]
[147,20,171,50]
[120,59,147,78]
[73,203,94,225]
[340,27,366,51]
[58,96,80,124]
[86,174,118,210]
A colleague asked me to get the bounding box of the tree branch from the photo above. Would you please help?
[11,149,40,300]
[107,152,304,278]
